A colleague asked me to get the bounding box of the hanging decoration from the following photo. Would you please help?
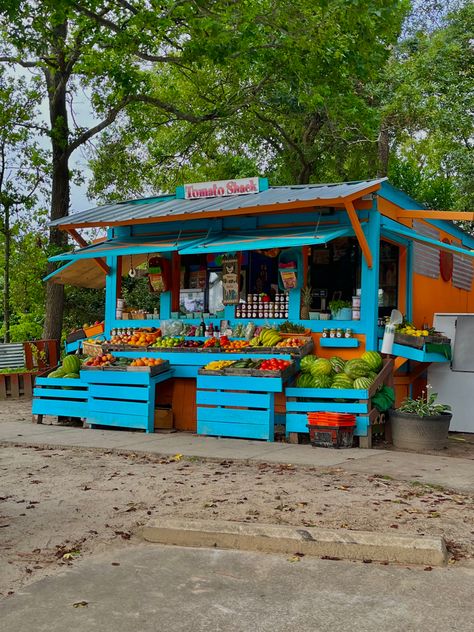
[222,254,241,305]
[147,256,171,293]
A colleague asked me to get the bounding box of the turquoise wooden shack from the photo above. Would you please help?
[38,177,474,446]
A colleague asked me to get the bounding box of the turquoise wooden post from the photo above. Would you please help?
[360,199,381,350]
[105,256,118,335]
[159,253,172,320]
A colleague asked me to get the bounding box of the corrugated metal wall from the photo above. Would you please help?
[453,252,474,291]
[0,344,25,369]
[413,220,440,279]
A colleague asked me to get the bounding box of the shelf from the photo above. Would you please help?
[319,338,360,348]
[378,341,450,363]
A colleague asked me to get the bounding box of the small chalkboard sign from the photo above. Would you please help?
[222,255,240,305]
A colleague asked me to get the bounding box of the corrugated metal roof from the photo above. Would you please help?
[51,179,385,228]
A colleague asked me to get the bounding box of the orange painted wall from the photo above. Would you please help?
[310,333,366,360]
[411,223,474,327]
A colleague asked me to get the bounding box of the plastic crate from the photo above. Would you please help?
[306,421,355,449]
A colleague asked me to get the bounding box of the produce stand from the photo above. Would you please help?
[41,177,474,445]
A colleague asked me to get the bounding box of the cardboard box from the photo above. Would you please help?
[154,407,174,429]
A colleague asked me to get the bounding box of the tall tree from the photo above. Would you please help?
[0,70,47,342]
[0,0,271,339]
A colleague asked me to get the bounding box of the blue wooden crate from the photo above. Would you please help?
[32,375,89,420]
[80,369,174,433]
[285,359,393,439]
[196,374,287,441]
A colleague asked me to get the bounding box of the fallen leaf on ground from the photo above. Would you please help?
[72,601,88,608]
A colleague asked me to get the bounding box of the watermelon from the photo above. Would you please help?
[310,358,333,377]
[62,354,81,374]
[300,355,319,373]
[331,375,354,389]
[344,359,371,379]
[296,373,314,388]
[311,375,333,389]
[368,371,378,381]
[63,372,80,379]
[48,369,65,378]
[361,351,383,372]
[353,377,373,390]
[329,356,345,374]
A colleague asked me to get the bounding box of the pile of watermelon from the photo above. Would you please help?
[47,355,81,380]
[296,350,383,390]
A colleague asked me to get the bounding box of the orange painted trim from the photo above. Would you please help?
[66,228,110,275]
[397,210,474,221]
[377,197,407,223]
[344,200,373,269]
[59,183,383,231]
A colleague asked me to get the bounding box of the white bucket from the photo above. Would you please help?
[116,299,125,309]
[352,309,360,320]
[352,296,361,308]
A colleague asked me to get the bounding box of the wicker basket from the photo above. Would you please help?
[82,341,105,357]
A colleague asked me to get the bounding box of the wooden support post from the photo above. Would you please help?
[359,427,372,449]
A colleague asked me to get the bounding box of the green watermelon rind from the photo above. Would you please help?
[63,373,80,379]
[300,355,319,373]
[310,358,333,377]
[344,359,371,379]
[329,356,346,373]
[311,375,333,389]
[353,377,373,390]
[360,351,383,372]
[62,355,81,374]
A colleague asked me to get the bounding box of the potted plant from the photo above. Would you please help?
[300,286,312,320]
[328,299,352,320]
[390,386,452,451]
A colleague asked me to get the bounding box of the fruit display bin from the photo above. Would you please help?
[80,367,174,432]
[196,373,291,441]
[285,359,393,447]
[32,369,89,422]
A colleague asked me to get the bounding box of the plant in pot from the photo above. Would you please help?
[328,299,352,321]
[390,386,452,451]
[301,286,312,320]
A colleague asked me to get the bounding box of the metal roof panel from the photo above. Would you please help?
[51,179,385,228]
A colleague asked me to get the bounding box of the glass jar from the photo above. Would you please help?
[336,328,343,338]
[329,328,336,338]
[322,328,329,338]
[345,328,352,338]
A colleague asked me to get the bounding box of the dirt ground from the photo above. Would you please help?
[1,442,473,598]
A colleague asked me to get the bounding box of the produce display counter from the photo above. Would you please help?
[81,366,174,433]
[196,370,293,441]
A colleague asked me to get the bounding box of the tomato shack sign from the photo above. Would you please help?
[184,177,260,200]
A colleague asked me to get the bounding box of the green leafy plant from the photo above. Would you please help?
[398,386,451,418]
[329,299,351,314]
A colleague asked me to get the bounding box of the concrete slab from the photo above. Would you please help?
[142,518,448,567]
[1,544,473,632]
[344,451,474,493]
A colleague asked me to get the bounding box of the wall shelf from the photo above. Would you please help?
[319,338,360,348]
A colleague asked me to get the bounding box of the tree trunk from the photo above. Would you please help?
[377,126,390,177]
[42,22,70,342]
[3,203,10,343]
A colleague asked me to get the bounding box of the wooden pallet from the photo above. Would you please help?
[80,368,174,433]
[32,371,89,422]
[196,373,289,441]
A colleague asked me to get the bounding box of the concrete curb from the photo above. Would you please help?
[142,518,448,567]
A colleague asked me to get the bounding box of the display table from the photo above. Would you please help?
[32,374,89,422]
[196,374,289,441]
[80,368,174,433]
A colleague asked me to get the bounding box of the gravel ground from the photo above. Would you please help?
[1,442,473,598]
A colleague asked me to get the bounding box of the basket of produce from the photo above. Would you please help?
[198,360,236,375]
[394,327,450,349]
[247,327,283,351]
[82,340,106,357]
[252,358,295,378]
[225,358,262,375]
[126,358,170,374]
[275,336,314,356]
[82,353,116,369]
[278,321,311,337]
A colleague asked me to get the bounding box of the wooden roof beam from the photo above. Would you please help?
[343,200,373,269]
[66,228,110,275]
[397,210,474,221]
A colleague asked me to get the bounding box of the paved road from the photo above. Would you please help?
[1,544,473,632]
